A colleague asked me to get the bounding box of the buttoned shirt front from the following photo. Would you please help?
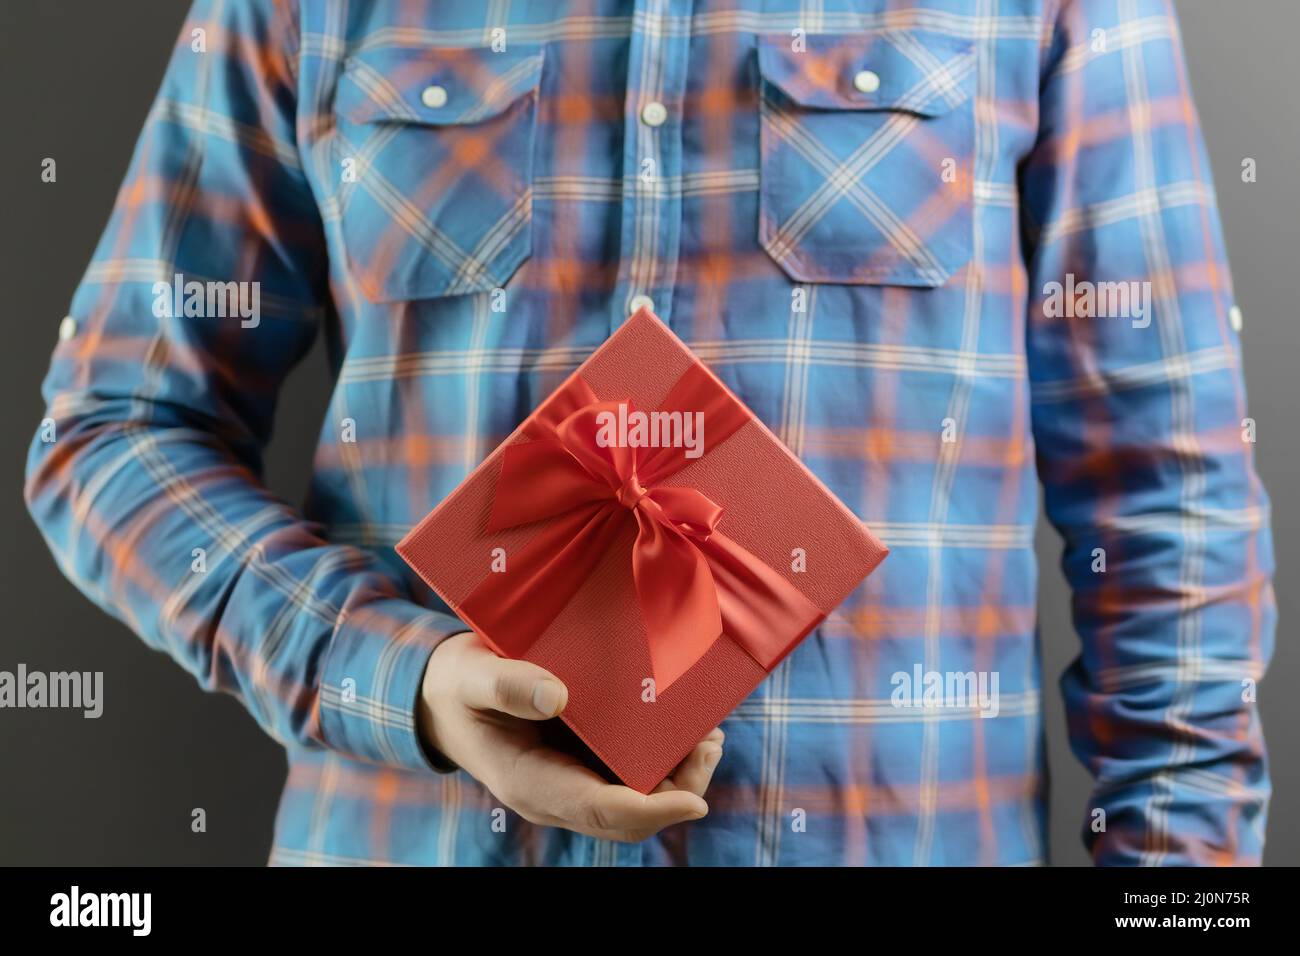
[27,0,1275,865]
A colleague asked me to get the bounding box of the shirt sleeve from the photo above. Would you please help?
[23,0,464,774]
[1020,0,1276,864]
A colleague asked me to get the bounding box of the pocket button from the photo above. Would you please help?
[420,85,448,108]
[853,70,881,93]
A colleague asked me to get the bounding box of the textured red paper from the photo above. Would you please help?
[397,309,888,793]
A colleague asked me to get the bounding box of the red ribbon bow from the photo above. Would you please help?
[459,363,824,692]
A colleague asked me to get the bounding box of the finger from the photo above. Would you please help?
[516,747,707,834]
[579,783,708,836]
[655,728,725,796]
[460,655,568,720]
[658,737,724,797]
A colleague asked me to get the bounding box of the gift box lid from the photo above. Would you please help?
[398,307,887,793]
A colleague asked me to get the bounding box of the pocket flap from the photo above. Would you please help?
[757,32,974,117]
[337,44,545,126]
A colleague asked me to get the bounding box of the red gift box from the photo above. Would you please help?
[397,308,888,793]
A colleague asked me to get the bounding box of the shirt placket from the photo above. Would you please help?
[610,0,692,335]
[582,0,693,868]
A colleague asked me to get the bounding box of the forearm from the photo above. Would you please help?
[24,395,465,770]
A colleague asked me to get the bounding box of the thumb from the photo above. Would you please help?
[461,654,568,720]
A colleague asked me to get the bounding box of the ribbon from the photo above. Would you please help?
[458,362,825,692]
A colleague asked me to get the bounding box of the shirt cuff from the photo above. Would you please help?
[318,596,466,774]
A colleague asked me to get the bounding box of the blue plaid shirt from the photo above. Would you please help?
[26,0,1274,865]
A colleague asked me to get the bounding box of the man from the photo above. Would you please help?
[26,0,1274,865]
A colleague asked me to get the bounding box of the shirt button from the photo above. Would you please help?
[420,85,448,109]
[58,316,77,341]
[1229,305,1243,332]
[640,101,668,127]
[628,294,655,316]
[853,70,881,94]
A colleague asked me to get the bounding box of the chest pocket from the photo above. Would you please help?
[333,45,545,303]
[757,32,975,288]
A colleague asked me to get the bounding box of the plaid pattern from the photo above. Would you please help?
[25,0,1274,866]
[758,30,978,285]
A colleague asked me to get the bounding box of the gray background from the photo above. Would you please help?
[0,1,1294,865]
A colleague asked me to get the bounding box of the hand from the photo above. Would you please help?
[417,631,724,842]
